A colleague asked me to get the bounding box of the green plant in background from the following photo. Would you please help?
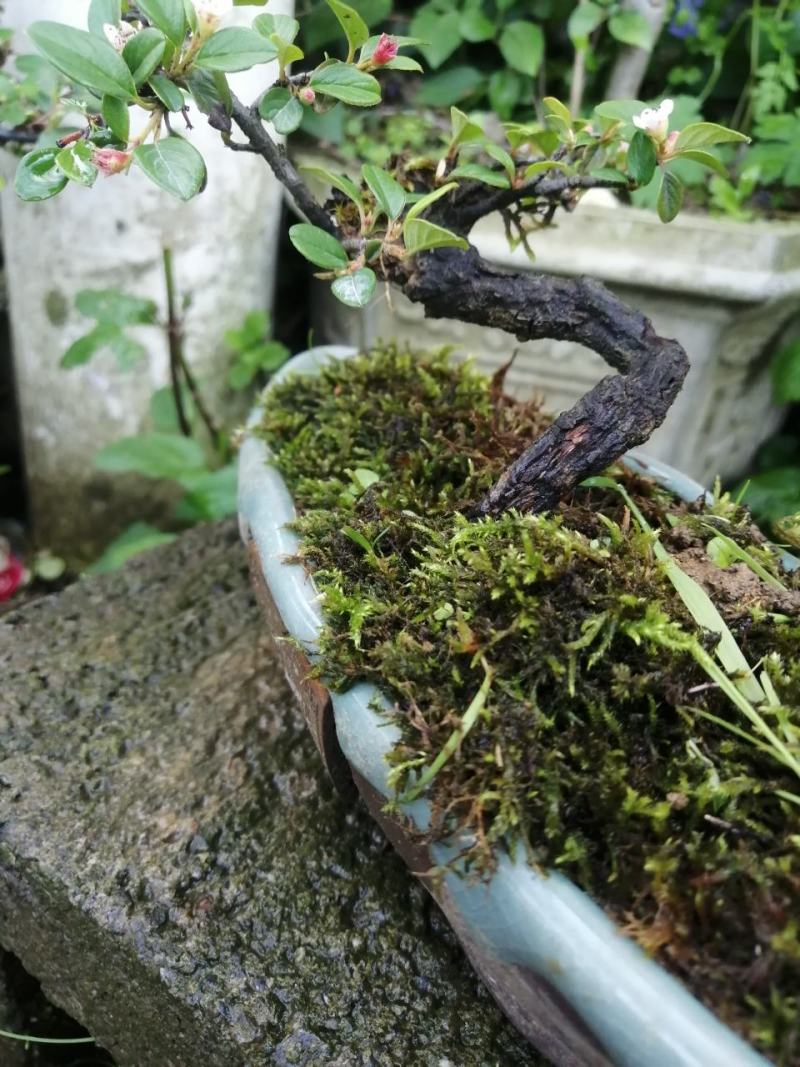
[58,249,289,573]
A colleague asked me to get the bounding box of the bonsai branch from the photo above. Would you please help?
[391,246,689,515]
[229,94,336,235]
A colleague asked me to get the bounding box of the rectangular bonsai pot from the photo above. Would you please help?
[238,345,775,1067]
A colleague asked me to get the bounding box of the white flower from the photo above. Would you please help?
[103,22,135,52]
[194,0,233,32]
[632,99,674,143]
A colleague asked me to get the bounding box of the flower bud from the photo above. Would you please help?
[103,22,135,53]
[371,33,399,66]
[194,0,233,34]
[632,99,674,143]
[299,86,316,105]
[93,148,132,176]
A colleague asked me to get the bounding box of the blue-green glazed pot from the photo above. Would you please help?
[239,346,779,1067]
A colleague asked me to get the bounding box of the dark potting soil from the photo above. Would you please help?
[256,344,800,1065]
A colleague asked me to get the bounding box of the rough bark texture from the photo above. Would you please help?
[396,246,690,514]
[0,521,542,1067]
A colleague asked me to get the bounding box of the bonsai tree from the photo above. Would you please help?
[9,0,748,520]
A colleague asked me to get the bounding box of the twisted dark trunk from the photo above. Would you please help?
[229,95,690,516]
[392,246,689,515]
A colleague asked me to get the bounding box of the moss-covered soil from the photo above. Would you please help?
[257,345,800,1066]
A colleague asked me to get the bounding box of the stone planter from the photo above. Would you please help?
[307,185,800,486]
[239,344,788,1067]
[0,0,292,562]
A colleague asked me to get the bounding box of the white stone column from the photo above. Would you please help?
[0,0,288,561]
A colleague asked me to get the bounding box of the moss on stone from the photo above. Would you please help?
[259,344,800,1065]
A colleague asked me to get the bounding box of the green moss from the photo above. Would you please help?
[258,344,800,1065]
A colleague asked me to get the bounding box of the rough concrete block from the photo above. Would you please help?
[0,521,541,1066]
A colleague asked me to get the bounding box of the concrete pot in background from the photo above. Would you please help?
[0,0,290,562]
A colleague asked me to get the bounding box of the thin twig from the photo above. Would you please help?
[161,247,221,443]
[162,247,192,438]
[228,93,336,234]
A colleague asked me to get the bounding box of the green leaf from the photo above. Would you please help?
[325,0,370,58]
[593,98,646,123]
[608,11,652,49]
[672,148,728,178]
[14,147,69,202]
[109,332,148,370]
[362,164,406,220]
[450,163,510,188]
[657,168,684,223]
[258,87,304,134]
[122,28,167,86]
[56,141,98,187]
[405,181,458,223]
[310,61,381,106]
[28,21,136,100]
[90,522,177,574]
[303,0,391,53]
[270,34,304,68]
[331,267,376,308]
[229,341,290,388]
[289,223,349,269]
[542,95,572,129]
[416,65,486,106]
[149,74,184,112]
[185,68,231,116]
[254,13,301,43]
[150,385,195,432]
[136,0,187,48]
[175,465,238,521]
[772,340,800,403]
[523,159,569,179]
[484,142,516,180]
[102,94,130,142]
[487,70,522,120]
[450,105,483,147]
[403,218,468,256]
[76,289,158,325]
[61,324,120,368]
[460,5,494,42]
[95,433,206,479]
[568,2,606,46]
[341,525,374,554]
[88,0,122,37]
[626,129,657,185]
[134,136,207,201]
[410,7,461,69]
[674,122,750,151]
[196,27,278,72]
[300,164,364,206]
[498,21,544,78]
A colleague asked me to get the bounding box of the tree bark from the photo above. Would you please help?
[392,246,689,515]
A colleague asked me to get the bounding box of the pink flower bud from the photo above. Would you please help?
[664,130,680,155]
[372,33,398,66]
[0,551,25,603]
[93,148,132,176]
[299,86,316,105]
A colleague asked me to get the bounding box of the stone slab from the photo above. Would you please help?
[0,521,543,1066]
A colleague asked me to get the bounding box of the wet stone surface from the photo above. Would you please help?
[0,521,542,1067]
